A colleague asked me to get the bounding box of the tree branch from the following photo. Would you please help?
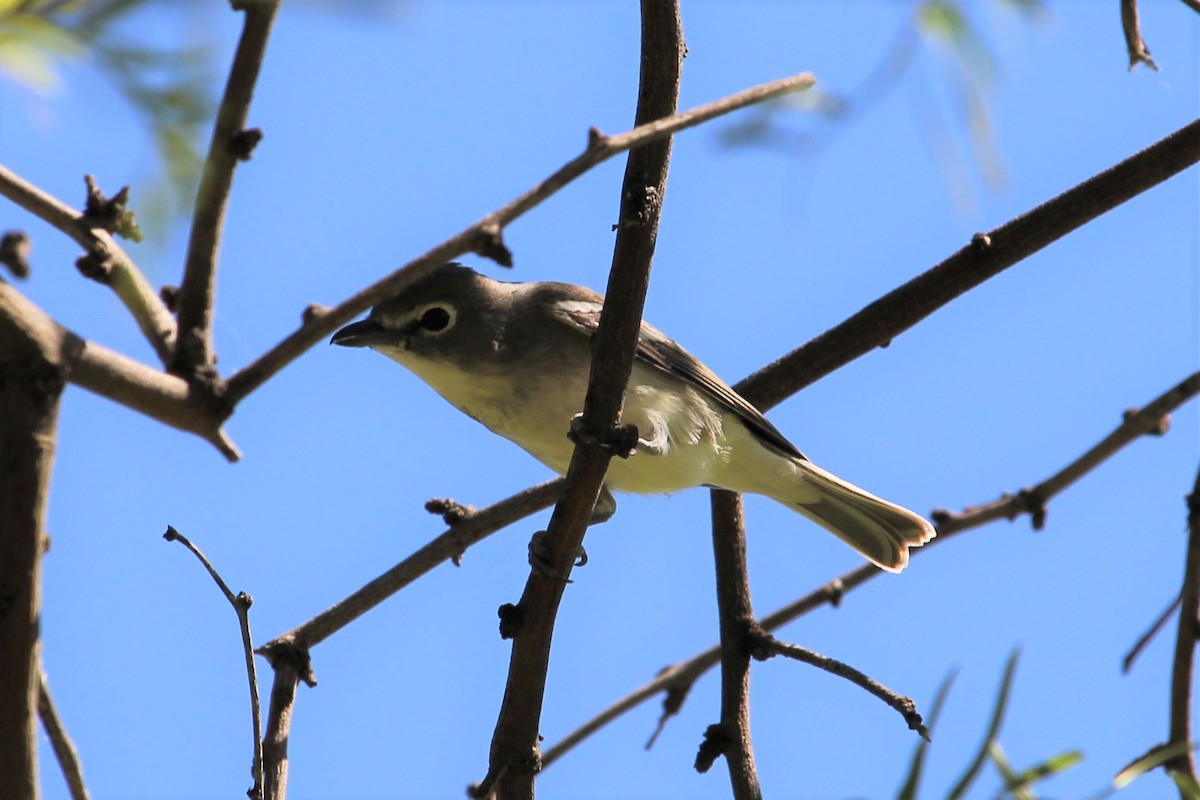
[758,635,928,741]
[542,371,1200,767]
[697,491,762,798]
[262,479,563,653]
[163,527,263,800]
[1166,466,1200,785]
[734,117,1200,412]
[38,670,90,800]
[0,289,63,800]
[173,0,279,378]
[0,281,240,461]
[480,3,683,798]
[0,164,176,364]
[1121,0,1159,71]
[221,70,813,408]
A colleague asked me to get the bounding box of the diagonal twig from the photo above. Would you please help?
[221,70,814,408]
[1165,467,1200,783]
[37,670,91,800]
[756,634,928,741]
[0,165,176,364]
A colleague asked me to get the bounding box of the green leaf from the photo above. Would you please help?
[947,648,1021,800]
[991,748,1084,799]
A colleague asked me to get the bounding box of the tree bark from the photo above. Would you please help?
[0,306,65,800]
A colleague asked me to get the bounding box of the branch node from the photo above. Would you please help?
[586,126,608,150]
[824,577,845,608]
[646,678,694,750]
[75,250,113,284]
[694,723,732,773]
[230,128,264,161]
[1017,488,1048,530]
[1124,406,1171,436]
[159,284,180,313]
[257,639,317,688]
[425,497,474,526]
[498,602,524,640]
[971,231,992,251]
[746,623,773,662]
[568,415,639,458]
[0,230,32,278]
[473,221,513,267]
[302,303,330,325]
[81,175,142,242]
[613,184,662,231]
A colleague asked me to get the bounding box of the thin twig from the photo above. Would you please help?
[262,479,563,652]
[480,5,684,797]
[542,372,1200,767]
[1177,0,1200,13]
[1123,593,1184,674]
[173,0,279,378]
[0,164,176,364]
[37,670,91,800]
[163,526,264,800]
[1166,468,1200,784]
[0,281,240,461]
[760,636,928,741]
[221,70,814,408]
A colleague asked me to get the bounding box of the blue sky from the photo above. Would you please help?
[3,2,1198,798]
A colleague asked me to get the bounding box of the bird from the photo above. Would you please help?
[331,263,935,572]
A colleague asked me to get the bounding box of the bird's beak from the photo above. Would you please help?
[331,318,390,348]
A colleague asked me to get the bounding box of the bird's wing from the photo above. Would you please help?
[548,296,806,461]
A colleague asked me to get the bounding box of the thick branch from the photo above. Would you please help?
[222,71,813,408]
[173,0,279,377]
[0,164,176,364]
[0,294,63,800]
[482,4,683,798]
[1166,467,1200,784]
[735,118,1200,412]
[0,282,239,461]
[699,491,761,799]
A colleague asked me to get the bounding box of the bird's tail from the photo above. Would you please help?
[782,459,936,573]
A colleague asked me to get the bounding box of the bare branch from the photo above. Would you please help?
[700,491,762,799]
[263,479,563,652]
[0,299,62,800]
[734,118,1200,413]
[38,670,91,800]
[173,0,280,378]
[1121,0,1159,71]
[480,4,684,798]
[543,372,1200,767]
[1166,467,1200,784]
[759,635,928,741]
[221,70,814,408]
[1123,593,1183,674]
[0,281,240,461]
[0,164,176,364]
[163,527,263,799]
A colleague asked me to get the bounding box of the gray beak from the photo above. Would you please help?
[331,318,389,348]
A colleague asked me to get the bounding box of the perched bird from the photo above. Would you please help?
[332,263,934,572]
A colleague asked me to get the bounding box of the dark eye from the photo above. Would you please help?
[419,306,451,332]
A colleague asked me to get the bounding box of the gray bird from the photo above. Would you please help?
[332,263,935,572]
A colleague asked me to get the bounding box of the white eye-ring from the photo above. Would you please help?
[413,303,455,334]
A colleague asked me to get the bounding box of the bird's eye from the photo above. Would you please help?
[419,306,452,332]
